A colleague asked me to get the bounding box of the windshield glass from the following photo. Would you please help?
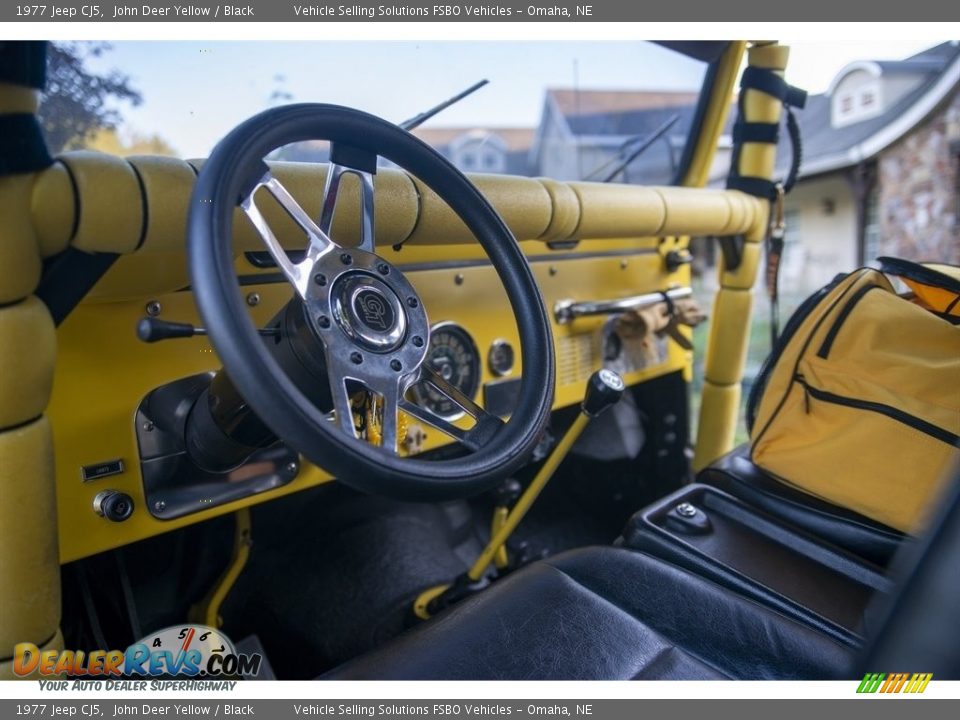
[39,41,708,186]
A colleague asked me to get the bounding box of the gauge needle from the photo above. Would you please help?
[181,627,195,653]
[432,357,455,380]
[174,627,196,672]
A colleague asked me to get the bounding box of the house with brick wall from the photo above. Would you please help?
[777,41,960,297]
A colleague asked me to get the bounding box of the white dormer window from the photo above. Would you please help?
[460,151,477,170]
[451,131,508,173]
[829,63,885,128]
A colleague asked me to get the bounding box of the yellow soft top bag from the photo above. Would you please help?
[747,265,960,534]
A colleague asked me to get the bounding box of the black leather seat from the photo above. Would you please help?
[324,546,855,680]
[698,446,904,566]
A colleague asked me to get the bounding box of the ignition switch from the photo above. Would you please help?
[93,490,135,522]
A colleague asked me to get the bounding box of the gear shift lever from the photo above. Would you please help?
[414,369,625,619]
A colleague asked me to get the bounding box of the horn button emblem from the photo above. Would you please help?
[354,290,394,331]
[331,273,407,352]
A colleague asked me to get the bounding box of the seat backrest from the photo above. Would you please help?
[859,463,960,679]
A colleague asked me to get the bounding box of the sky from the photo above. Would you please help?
[87,39,945,157]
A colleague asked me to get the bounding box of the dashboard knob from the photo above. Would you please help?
[93,490,135,522]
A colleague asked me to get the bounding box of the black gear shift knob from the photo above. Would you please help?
[581,369,625,417]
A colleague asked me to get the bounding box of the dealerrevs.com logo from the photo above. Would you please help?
[857,673,933,694]
[13,625,262,678]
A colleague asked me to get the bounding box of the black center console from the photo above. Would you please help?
[618,484,893,646]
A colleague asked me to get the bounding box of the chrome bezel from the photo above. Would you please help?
[487,337,516,377]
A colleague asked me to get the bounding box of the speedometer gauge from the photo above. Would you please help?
[410,323,481,420]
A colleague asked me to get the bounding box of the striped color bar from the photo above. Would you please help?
[857,672,932,694]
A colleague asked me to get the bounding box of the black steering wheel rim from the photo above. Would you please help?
[188,103,555,500]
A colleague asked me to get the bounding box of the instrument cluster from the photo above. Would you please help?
[410,322,485,420]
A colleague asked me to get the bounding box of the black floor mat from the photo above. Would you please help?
[220,483,483,678]
[220,451,664,678]
[470,454,657,564]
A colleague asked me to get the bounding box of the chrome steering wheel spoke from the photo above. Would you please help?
[401,365,504,451]
[319,161,377,253]
[325,367,362,441]
[368,374,407,454]
[418,365,489,422]
[241,172,336,299]
[322,357,413,455]
[322,353,504,456]
[397,398,470,446]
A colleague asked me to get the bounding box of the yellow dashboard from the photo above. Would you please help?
[31,154,767,563]
[49,243,690,562]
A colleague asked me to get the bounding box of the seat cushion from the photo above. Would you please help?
[699,446,904,566]
[323,547,855,680]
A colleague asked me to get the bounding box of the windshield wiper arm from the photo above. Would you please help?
[582,113,681,183]
[399,79,490,131]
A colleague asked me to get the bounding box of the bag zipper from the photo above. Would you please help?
[745,278,839,432]
[750,269,877,453]
[817,284,881,359]
[795,374,960,446]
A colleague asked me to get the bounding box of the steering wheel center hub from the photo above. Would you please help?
[354,289,395,331]
[332,273,407,352]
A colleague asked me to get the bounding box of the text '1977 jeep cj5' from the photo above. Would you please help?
[1,39,959,682]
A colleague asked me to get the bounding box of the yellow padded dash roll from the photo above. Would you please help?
[58,151,144,254]
[0,175,43,304]
[0,629,63,680]
[0,297,56,430]
[0,417,61,652]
